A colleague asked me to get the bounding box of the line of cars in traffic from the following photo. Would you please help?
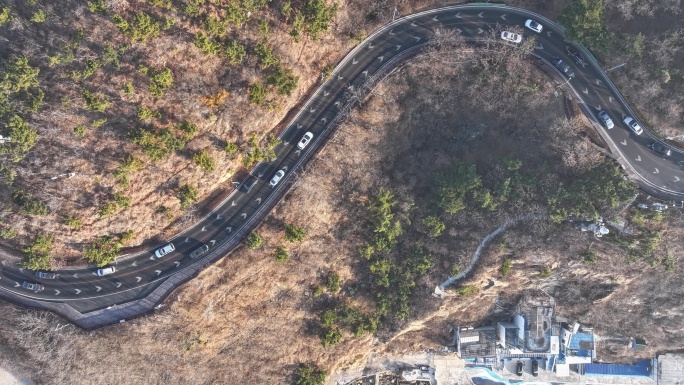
[21,130,316,292]
[500,18,673,158]
[597,110,671,155]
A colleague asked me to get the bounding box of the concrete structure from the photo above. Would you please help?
[658,354,684,385]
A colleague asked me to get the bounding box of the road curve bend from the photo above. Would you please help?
[1,4,682,328]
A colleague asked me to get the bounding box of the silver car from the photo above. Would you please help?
[597,111,614,129]
[297,132,314,150]
[97,266,116,276]
[35,271,57,279]
[525,19,543,33]
[623,116,643,135]
[155,243,175,258]
[269,169,286,187]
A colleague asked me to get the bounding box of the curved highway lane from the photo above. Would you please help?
[1,4,683,326]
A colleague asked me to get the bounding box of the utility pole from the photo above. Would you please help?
[392,5,399,22]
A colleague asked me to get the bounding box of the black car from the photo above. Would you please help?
[516,361,524,376]
[189,244,210,259]
[566,45,586,66]
[531,359,539,376]
[651,142,672,156]
[240,175,258,192]
[553,58,574,78]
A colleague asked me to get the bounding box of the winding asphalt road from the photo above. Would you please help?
[2,4,684,327]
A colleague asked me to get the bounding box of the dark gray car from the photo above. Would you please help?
[651,142,671,156]
[189,244,210,259]
[553,58,574,78]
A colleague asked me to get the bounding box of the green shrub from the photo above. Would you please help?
[148,67,173,98]
[123,82,134,94]
[98,201,118,217]
[114,155,143,187]
[11,189,49,216]
[101,44,120,68]
[73,125,87,137]
[129,127,186,161]
[91,118,107,128]
[119,230,135,244]
[83,236,120,266]
[113,193,132,210]
[156,205,173,221]
[87,0,107,13]
[274,246,289,262]
[284,223,307,243]
[0,227,17,239]
[319,326,342,347]
[129,12,161,43]
[225,142,238,156]
[111,14,130,33]
[194,32,221,55]
[312,286,324,296]
[293,364,327,385]
[0,6,13,25]
[223,39,246,64]
[177,120,199,137]
[22,234,54,271]
[539,267,552,277]
[436,159,482,215]
[319,309,336,327]
[177,184,199,208]
[500,258,512,276]
[257,19,269,41]
[246,232,263,249]
[422,215,445,237]
[558,0,611,50]
[72,59,101,79]
[455,285,478,296]
[3,115,38,161]
[183,0,205,17]
[30,10,47,23]
[0,164,15,185]
[267,65,299,96]
[248,82,267,105]
[137,107,161,122]
[161,16,175,30]
[64,215,82,230]
[204,15,227,36]
[326,271,340,293]
[255,43,279,69]
[193,149,216,172]
[82,88,111,112]
[147,0,173,9]
[583,251,598,264]
[295,0,338,41]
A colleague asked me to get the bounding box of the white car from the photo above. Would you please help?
[155,243,175,258]
[597,111,614,129]
[500,31,522,43]
[525,19,543,33]
[623,116,643,135]
[269,169,286,187]
[97,266,116,276]
[297,132,314,150]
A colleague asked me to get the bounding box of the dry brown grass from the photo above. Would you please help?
[2,1,684,383]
